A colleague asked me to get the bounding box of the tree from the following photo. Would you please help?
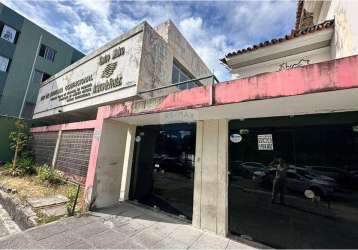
[9,119,28,169]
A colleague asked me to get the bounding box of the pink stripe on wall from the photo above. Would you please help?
[31,120,97,133]
[215,55,358,105]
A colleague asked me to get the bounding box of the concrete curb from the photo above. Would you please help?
[0,190,38,230]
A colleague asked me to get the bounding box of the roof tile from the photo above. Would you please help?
[221,19,334,65]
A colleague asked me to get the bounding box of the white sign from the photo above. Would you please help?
[257,134,273,151]
[1,25,16,43]
[34,30,143,117]
[230,134,242,143]
[0,56,9,72]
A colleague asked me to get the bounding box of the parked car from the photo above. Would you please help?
[253,169,336,198]
[153,154,192,177]
[305,166,349,184]
[289,165,336,183]
[233,162,268,179]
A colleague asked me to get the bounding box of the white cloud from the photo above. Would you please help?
[0,0,295,81]
[74,0,111,18]
[179,16,232,81]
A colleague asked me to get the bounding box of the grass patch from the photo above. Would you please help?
[0,168,84,224]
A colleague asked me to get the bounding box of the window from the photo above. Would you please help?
[1,24,17,43]
[39,44,56,62]
[172,62,196,90]
[0,55,10,72]
[42,72,51,82]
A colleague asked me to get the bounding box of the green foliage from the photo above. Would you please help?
[36,165,64,185]
[8,119,29,169]
[2,162,12,170]
[17,157,36,175]
[66,185,79,216]
[1,157,35,177]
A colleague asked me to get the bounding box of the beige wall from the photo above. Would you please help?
[305,0,358,59]
[193,119,228,236]
[94,120,131,208]
[327,0,358,59]
[137,21,212,98]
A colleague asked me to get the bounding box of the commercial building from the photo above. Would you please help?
[0,3,84,162]
[30,0,358,248]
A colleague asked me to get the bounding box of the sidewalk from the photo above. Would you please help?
[0,204,21,239]
[0,202,256,249]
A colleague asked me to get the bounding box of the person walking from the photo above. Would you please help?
[272,157,288,204]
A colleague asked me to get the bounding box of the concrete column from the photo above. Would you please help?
[192,119,228,237]
[93,120,133,208]
[119,125,136,201]
[51,130,62,169]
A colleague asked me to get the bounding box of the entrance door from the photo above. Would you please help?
[129,123,196,220]
[228,122,358,248]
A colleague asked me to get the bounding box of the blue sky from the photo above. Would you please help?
[1,0,296,81]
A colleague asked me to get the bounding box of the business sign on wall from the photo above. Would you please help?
[34,31,143,116]
[257,134,273,150]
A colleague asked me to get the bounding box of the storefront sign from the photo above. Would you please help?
[34,30,143,117]
[257,134,273,150]
[230,134,242,143]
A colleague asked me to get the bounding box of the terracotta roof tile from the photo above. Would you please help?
[220,19,334,65]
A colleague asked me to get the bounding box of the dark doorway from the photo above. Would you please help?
[129,123,196,220]
[228,116,358,249]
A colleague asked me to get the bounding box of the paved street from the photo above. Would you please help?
[0,202,255,249]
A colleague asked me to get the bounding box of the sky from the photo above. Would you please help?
[1,0,296,81]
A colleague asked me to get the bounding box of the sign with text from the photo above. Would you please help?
[34,30,143,117]
[257,134,273,151]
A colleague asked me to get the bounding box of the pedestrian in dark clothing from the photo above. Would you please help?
[271,157,288,204]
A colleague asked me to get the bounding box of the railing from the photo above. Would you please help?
[138,75,219,95]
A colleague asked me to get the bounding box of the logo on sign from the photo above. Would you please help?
[102,62,118,78]
[230,134,242,143]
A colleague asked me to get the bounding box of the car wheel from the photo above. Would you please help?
[304,188,323,199]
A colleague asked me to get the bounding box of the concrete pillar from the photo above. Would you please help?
[192,119,228,237]
[119,125,136,201]
[93,120,135,208]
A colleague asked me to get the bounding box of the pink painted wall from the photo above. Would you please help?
[101,85,213,119]
[100,55,358,119]
[215,55,358,105]
[31,120,97,133]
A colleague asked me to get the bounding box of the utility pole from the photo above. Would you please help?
[19,34,43,118]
